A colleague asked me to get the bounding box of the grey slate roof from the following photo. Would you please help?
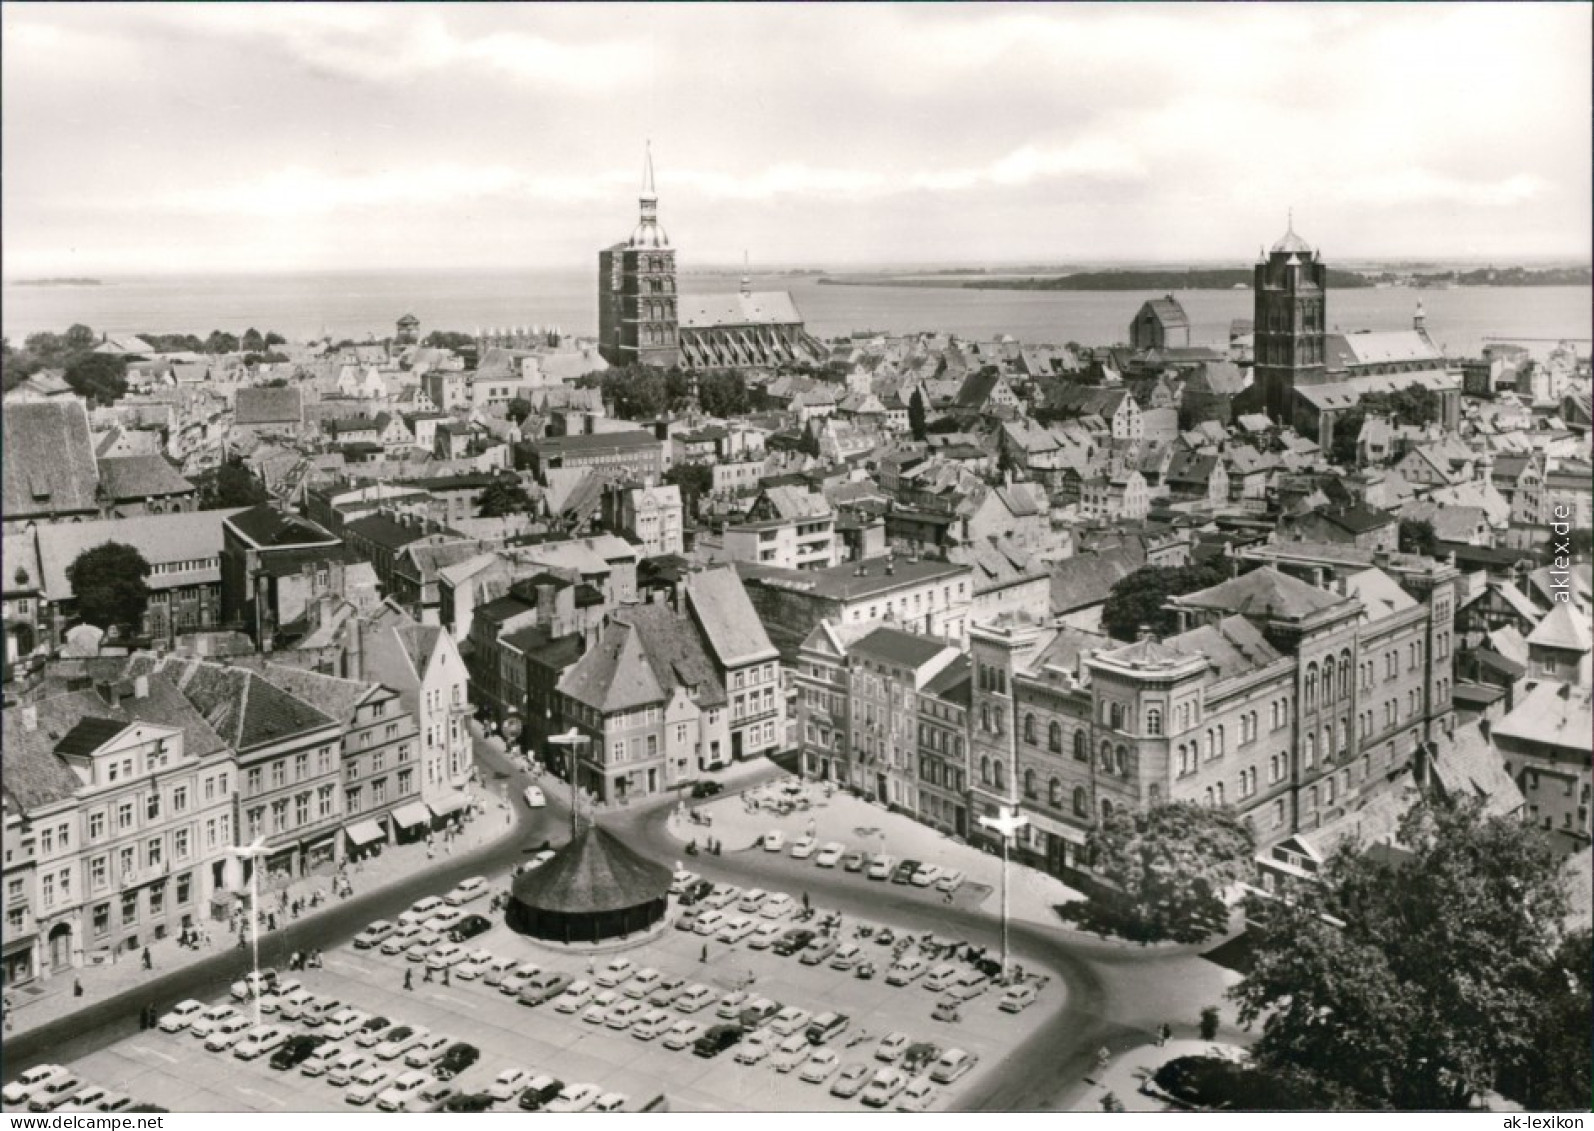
[3,399,101,519]
[97,454,194,500]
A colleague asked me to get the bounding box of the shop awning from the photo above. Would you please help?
[345,819,385,846]
[431,793,471,818]
[391,802,432,829]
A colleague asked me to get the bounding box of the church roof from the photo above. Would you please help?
[1271,219,1313,255]
[678,291,805,328]
[510,823,671,913]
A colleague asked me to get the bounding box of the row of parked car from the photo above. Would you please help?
[757,833,968,893]
[1,1067,151,1114]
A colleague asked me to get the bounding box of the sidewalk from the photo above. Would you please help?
[5,777,506,1040]
[1074,1038,1250,1112]
[667,777,1085,932]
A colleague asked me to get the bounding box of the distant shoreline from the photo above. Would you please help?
[13,277,104,287]
[819,264,1590,292]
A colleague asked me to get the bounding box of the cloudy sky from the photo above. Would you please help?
[3,3,1589,275]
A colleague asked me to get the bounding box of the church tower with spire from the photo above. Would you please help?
[1253,214,1328,424]
[598,144,680,367]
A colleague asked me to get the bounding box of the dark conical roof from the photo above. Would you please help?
[510,824,671,914]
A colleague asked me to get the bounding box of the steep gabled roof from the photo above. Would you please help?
[1528,602,1593,652]
[557,621,666,713]
[3,399,101,518]
[686,566,779,668]
[1175,566,1347,621]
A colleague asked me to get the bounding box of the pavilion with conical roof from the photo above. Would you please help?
[506,823,671,944]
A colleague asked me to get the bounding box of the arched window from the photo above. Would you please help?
[1270,702,1280,730]
[1203,787,1213,807]
[1099,742,1113,771]
[1110,702,1124,730]
[1101,798,1114,820]
[1073,787,1087,817]
[1215,782,1225,806]
[1339,649,1353,698]
[1073,731,1087,762]
[1148,784,1161,804]
[980,757,991,785]
[1023,768,1036,799]
[1024,714,1037,745]
[1216,724,1225,755]
[1049,778,1062,807]
[1305,663,1318,710]
[1204,731,1214,761]
[981,705,991,732]
[1114,746,1128,776]
[993,761,1006,790]
[1304,732,1316,769]
[1146,708,1162,736]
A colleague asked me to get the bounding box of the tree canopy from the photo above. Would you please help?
[195,456,270,510]
[506,397,533,426]
[67,542,152,637]
[478,478,532,518]
[663,462,713,516]
[908,388,928,441]
[1062,802,1254,944]
[1398,518,1437,557]
[1101,561,1229,642]
[64,352,129,406]
[1230,796,1584,1111]
[423,330,475,351]
[698,369,750,417]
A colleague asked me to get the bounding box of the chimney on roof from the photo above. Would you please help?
[344,616,365,682]
[1136,624,1154,642]
[133,675,149,700]
[21,705,37,732]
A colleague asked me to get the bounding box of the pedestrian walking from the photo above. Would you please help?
[73,978,84,998]
[1096,1046,1111,1074]
[1158,1022,1172,1047]
[267,912,277,931]
[699,944,708,964]
[404,969,414,991]
[441,968,450,987]
[141,946,152,971]
[424,966,434,983]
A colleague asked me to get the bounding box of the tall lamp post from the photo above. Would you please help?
[230,837,271,1027]
[977,804,1028,984]
[548,728,591,840]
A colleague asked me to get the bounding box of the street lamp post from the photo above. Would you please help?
[547,728,591,840]
[977,804,1028,983]
[231,838,271,1028]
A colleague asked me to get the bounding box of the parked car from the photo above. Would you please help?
[270,1034,330,1071]
[522,785,546,808]
[397,896,445,926]
[800,1048,842,1083]
[380,923,425,956]
[260,978,306,1014]
[303,1042,353,1079]
[425,943,467,971]
[814,842,846,868]
[862,1068,909,1108]
[874,1032,911,1063]
[353,1016,393,1047]
[546,1083,603,1113]
[716,915,758,943]
[157,999,205,1032]
[433,1042,480,1081]
[891,859,921,885]
[760,893,797,920]
[866,855,897,880]
[344,1066,394,1106]
[674,983,716,1013]
[773,928,816,956]
[303,997,346,1028]
[902,1042,943,1075]
[673,907,701,932]
[330,1051,378,1087]
[374,1025,428,1061]
[701,884,740,909]
[738,997,781,1029]
[353,919,396,949]
[734,1030,777,1066]
[592,1091,628,1113]
[273,988,316,1021]
[203,1015,254,1052]
[747,922,785,950]
[481,957,518,986]
[442,1092,497,1113]
[581,989,622,1024]
[27,1075,83,1113]
[886,955,929,986]
[761,830,785,852]
[486,1067,533,1103]
[735,888,769,914]
[843,851,869,872]
[188,1005,242,1039]
[680,879,715,906]
[692,1024,743,1058]
[932,997,963,1023]
[554,980,595,1014]
[805,1011,851,1045]
[801,937,839,965]
[499,962,543,996]
[230,968,278,1001]
[595,957,635,987]
[403,1034,453,1068]
[455,949,497,980]
[323,1008,371,1040]
[94,1092,133,1113]
[999,984,1039,1014]
[447,914,492,943]
[772,1032,812,1073]
[445,876,489,905]
[911,863,943,887]
[669,869,701,895]
[631,1008,674,1041]
[692,909,727,937]
[769,1005,813,1036]
[623,967,663,999]
[935,869,966,894]
[403,930,444,961]
[789,835,818,859]
[830,1062,873,1099]
[604,999,647,1031]
[897,1075,938,1112]
[375,1070,431,1112]
[662,1020,705,1050]
[515,1075,564,1112]
[422,908,465,934]
[647,974,688,1007]
[930,1048,980,1084]
[233,1024,291,1061]
[519,971,572,1007]
[4,1066,67,1107]
[924,963,962,992]
[60,1085,109,1113]
[715,990,750,1020]
[829,943,863,970]
[689,780,723,799]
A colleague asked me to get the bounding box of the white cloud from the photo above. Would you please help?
[172,164,527,217]
[1337,170,1549,209]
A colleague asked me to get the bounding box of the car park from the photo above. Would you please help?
[592,1091,628,1113]
[596,957,636,986]
[867,854,897,880]
[481,956,518,986]
[911,863,943,887]
[447,914,492,943]
[554,980,595,1013]
[380,924,425,955]
[736,888,770,914]
[4,1067,67,1107]
[662,1020,705,1050]
[425,943,467,970]
[582,989,622,1024]
[680,879,715,906]
[772,1032,811,1072]
[805,1011,851,1044]
[156,999,205,1032]
[692,909,727,936]
[789,835,818,859]
[233,1024,291,1061]
[203,1015,254,1051]
[404,930,444,961]
[445,875,489,905]
[442,1092,497,1113]
[891,860,921,885]
[674,983,716,1013]
[935,869,966,894]
[403,1034,453,1069]
[344,1066,394,1106]
[862,1067,909,1108]
[499,962,543,996]
[830,1063,873,1099]
[273,987,316,1020]
[739,996,781,1029]
[353,1017,393,1047]
[302,996,346,1027]
[454,949,497,979]
[94,1092,133,1113]
[547,1083,603,1113]
[522,785,546,808]
[375,1025,427,1061]
[702,884,740,910]
[924,963,962,992]
[715,990,750,1020]
[422,907,466,934]
[829,943,863,970]
[188,1005,242,1039]
[405,1080,459,1113]
[605,999,647,1031]
[875,1032,911,1063]
[800,1048,841,1083]
[271,1034,330,1071]
[773,928,815,956]
[760,892,797,919]
[931,1048,980,1084]
[673,907,701,932]
[230,969,278,1000]
[515,1076,564,1111]
[716,915,759,943]
[323,1008,371,1040]
[375,1070,431,1112]
[814,842,846,868]
[761,830,785,852]
[27,1074,82,1112]
[623,967,663,999]
[519,971,572,1007]
[769,1005,813,1036]
[329,1050,377,1086]
[897,1075,938,1112]
[734,1030,777,1065]
[631,1008,674,1041]
[433,1042,480,1081]
[886,955,929,985]
[690,780,723,798]
[801,936,839,965]
[60,1085,109,1113]
[353,920,396,949]
[843,851,868,872]
[999,983,1039,1013]
[397,896,445,926]
[647,973,687,1006]
[747,922,785,949]
[692,1024,743,1058]
[303,1043,354,1079]
[670,869,700,895]
[486,1068,533,1102]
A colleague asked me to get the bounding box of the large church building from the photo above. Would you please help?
[597,150,826,371]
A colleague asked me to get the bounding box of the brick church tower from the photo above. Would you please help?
[1253,216,1328,423]
[598,145,680,368]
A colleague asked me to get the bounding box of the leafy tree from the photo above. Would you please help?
[478,478,532,517]
[698,370,749,417]
[908,388,928,441]
[506,397,533,426]
[600,365,671,419]
[798,419,822,457]
[663,462,713,516]
[264,331,286,347]
[1061,802,1254,944]
[138,332,205,354]
[241,328,265,353]
[1231,796,1578,1111]
[1328,406,1364,467]
[62,323,97,353]
[1398,518,1437,557]
[203,330,240,354]
[422,330,475,351]
[1362,383,1439,428]
[67,542,152,637]
[64,352,129,406]
[196,456,269,510]
[1100,561,1229,642]
[1503,926,1592,1110]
